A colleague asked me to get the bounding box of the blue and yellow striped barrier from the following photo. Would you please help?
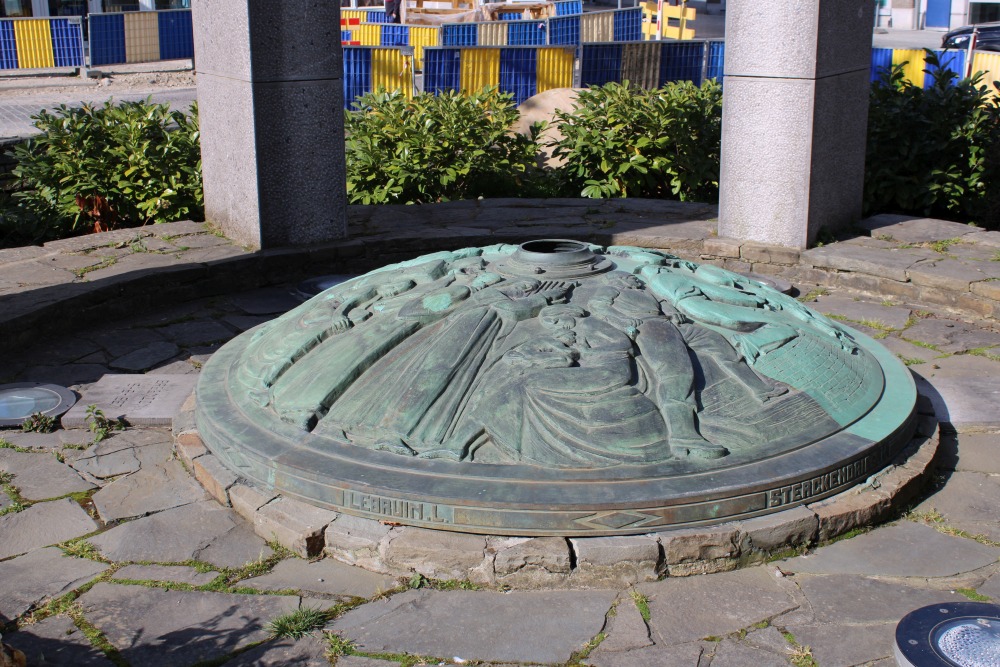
[0,17,83,70]
[89,9,193,67]
[343,46,414,107]
[423,45,575,105]
[440,7,643,48]
[580,40,713,89]
[349,22,440,71]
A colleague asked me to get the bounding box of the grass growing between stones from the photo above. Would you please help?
[907,508,1000,548]
[567,631,606,665]
[628,589,651,622]
[964,346,1000,362]
[323,630,442,667]
[15,579,128,667]
[780,630,818,667]
[897,355,927,366]
[407,573,481,591]
[0,471,29,516]
[58,539,108,562]
[824,524,873,546]
[928,238,962,254]
[796,287,829,302]
[957,587,991,602]
[267,607,328,639]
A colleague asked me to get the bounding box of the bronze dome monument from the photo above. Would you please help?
[196,240,917,536]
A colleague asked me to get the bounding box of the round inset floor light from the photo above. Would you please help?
[0,383,77,428]
[895,601,1000,667]
[295,275,357,301]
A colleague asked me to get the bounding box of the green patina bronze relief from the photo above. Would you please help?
[196,240,917,535]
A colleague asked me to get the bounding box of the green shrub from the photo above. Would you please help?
[346,87,543,204]
[865,52,1000,225]
[4,99,202,244]
[547,79,722,201]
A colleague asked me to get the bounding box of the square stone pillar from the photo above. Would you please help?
[718,0,874,249]
[192,0,347,250]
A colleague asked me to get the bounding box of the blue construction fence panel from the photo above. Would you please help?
[499,47,537,105]
[366,9,392,22]
[441,23,477,46]
[613,7,642,42]
[660,40,703,85]
[554,0,582,15]
[50,18,85,67]
[870,47,893,82]
[158,10,193,60]
[547,15,579,45]
[343,46,373,108]
[382,23,409,46]
[508,20,546,45]
[580,43,622,87]
[423,47,462,94]
[342,29,353,41]
[0,21,16,70]
[706,40,724,81]
[89,13,126,66]
[498,12,522,20]
[926,48,966,87]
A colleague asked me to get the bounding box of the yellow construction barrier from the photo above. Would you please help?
[971,51,1000,97]
[642,2,695,40]
[13,19,55,69]
[372,47,413,99]
[536,46,574,93]
[460,47,500,93]
[892,48,926,88]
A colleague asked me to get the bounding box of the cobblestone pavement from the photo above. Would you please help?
[1,210,1000,666]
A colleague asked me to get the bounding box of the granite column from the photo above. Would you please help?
[192,0,347,250]
[717,0,874,248]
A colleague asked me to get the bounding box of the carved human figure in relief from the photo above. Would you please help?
[641,262,857,362]
[309,277,572,450]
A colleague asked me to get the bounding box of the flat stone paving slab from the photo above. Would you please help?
[0,448,95,500]
[4,614,116,666]
[90,501,274,569]
[978,571,1000,600]
[0,498,98,560]
[69,443,142,479]
[241,557,398,598]
[781,521,999,578]
[910,354,1000,430]
[92,459,207,522]
[0,546,108,623]
[793,574,962,624]
[62,374,199,427]
[938,432,1000,474]
[709,638,789,667]
[329,588,617,664]
[223,634,330,666]
[228,288,301,316]
[155,320,235,346]
[78,582,300,667]
[916,471,1000,541]
[108,341,181,372]
[783,621,895,667]
[859,215,980,243]
[636,567,797,646]
[334,656,401,667]
[111,564,220,586]
[587,641,705,667]
[902,318,1000,354]
[811,295,913,330]
[597,597,653,653]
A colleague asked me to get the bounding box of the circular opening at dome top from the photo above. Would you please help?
[0,383,76,428]
[519,240,588,254]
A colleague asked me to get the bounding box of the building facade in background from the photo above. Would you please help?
[890,0,999,30]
